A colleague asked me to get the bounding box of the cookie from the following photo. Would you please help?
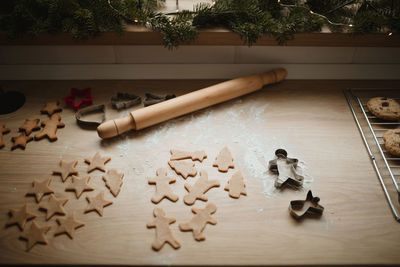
[183,170,220,205]
[34,114,65,141]
[147,168,178,204]
[19,119,40,135]
[84,191,113,216]
[52,160,78,182]
[65,175,94,199]
[103,169,124,197]
[0,122,11,148]
[367,97,400,121]
[213,147,234,172]
[170,149,207,162]
[55,212,85,239]
[168,160,197,179]
[11,133,33,150]
[38,195,68,220]
[40,101,62,116]
[26,178,54,203]
[85,152,111,173]
[179,203,217,241]
[224,171,247,198]
[6,204,36,231]
[383,129,400,156]
[20,221,51,251]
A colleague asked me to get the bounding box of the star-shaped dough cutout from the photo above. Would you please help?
[19,119,40,135]
[20,221,51,251]
[53,160,78,182]
[6,204,36,231]
[11,133,33,150]
[84,152,111,173]
[40,101,62,116]
[65,175,94,199]
[39,195,68,220]
[26,178,54,203]
[85,191,113,216]
[55,212,85,239]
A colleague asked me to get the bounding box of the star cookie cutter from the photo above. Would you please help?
[289,190,324,219]
[111,92,141,110]
[268,149,304,189]
[143,93,176,106]
[64,88,93,111]
[75,104,105,127]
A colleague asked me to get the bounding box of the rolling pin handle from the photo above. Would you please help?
[97,115,135,139]
[261,68,287,85]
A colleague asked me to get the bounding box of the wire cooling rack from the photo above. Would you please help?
[344,89,400,222]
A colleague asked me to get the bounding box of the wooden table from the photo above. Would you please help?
[1,80,400,265]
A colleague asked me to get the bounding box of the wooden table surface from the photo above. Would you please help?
[0,79,400,265]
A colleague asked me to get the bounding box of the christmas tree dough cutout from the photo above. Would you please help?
[26,178,54,203]
[6,204,36,231]
[168,160,197,179]
[225,171,247,198]
[40,101,62,116]
[19,119,40,135]
[85,152,111,173]
[65,175,94,199]
[55,212,85,239]
[85,191,113,216]
[148,168,178,204]
[213,147,234,172]
[0,122,10,148]
[179,203,217,241]
[53,160,78,182]
[11,133,33,150]
[103,169,124,197]
[39,195,68,220]
[170,149,207,162]
[20,221,51,251]
[183,170,220,205]
[34,114,65,141]
[146,207,181,251]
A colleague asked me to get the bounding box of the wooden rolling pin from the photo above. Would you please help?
[97,68,287,139]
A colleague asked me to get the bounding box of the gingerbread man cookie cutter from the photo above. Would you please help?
[268,149,304,189]
[289,190,324,220]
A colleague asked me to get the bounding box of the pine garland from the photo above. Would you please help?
[0,0,399,48]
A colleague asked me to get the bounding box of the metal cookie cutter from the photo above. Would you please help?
[268,149,304,189]
[111,92,141,110]
[143,93,176,106]
[75,104,105,128]
[64,88,93,111]
[289,190,324,219]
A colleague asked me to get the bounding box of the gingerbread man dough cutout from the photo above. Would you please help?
[170,149,207,162]
[168,160,197,179]
[34,114,65,141]
[179,203,217,241]
[225,171,247,198]
[0,122,10,148]
[148,168,178,204]
[213,147,234,172]
[19,119,40,135]
[183,170,220,205]
[146,207,180,251]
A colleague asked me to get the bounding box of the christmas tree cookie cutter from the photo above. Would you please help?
[268,149,304,189]
[289,190,324,219]
[143,93,176,106]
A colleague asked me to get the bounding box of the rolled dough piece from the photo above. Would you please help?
[179,203,217,241]
[183,170,220,205]
[168,160,197,179]
[147,168,179,204]
[170,149,207,162]
[146,207,180,251]
[213,147,234,172]
[225,171,247,198]
[102,169,124,197]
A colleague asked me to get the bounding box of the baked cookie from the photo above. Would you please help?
[383,129,400,156]
[367,97,400,121]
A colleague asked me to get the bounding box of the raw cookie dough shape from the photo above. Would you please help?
[34,114,65,141]
[289,190,324,220]
[55,212,85,239]
[103,169,124,197]
[146,207,181,251]
[168,160,197,179]
[6,204,36,231]
[39,195,68,220]
[225,171,247,198]
[382,129,400,157]
[367,97,400,121]
[53,160,78,182]
[170,149,207,162]
[20,221,51,251]
[183,170,220,205]
[179,203,217,241]
[65,175,94,199]
[0,122,10,148]
[85,152,111,173]
[11,133,33,150]
[40,101,62,116]
[213,147,234,172]
[19,119,40,135]
[26,178,55,203]
[84,191,113,216]
[268,149,304,189]
[148,168,179,204]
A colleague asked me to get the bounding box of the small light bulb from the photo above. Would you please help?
[309,10,314,14]
[134,18,139,23]
[388,32,393,36]
[349,24,353,27]
[277,0,281,3]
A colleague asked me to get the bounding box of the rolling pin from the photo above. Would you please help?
[97,68,287,139]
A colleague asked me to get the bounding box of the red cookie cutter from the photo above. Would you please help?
[63,88,93,111]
